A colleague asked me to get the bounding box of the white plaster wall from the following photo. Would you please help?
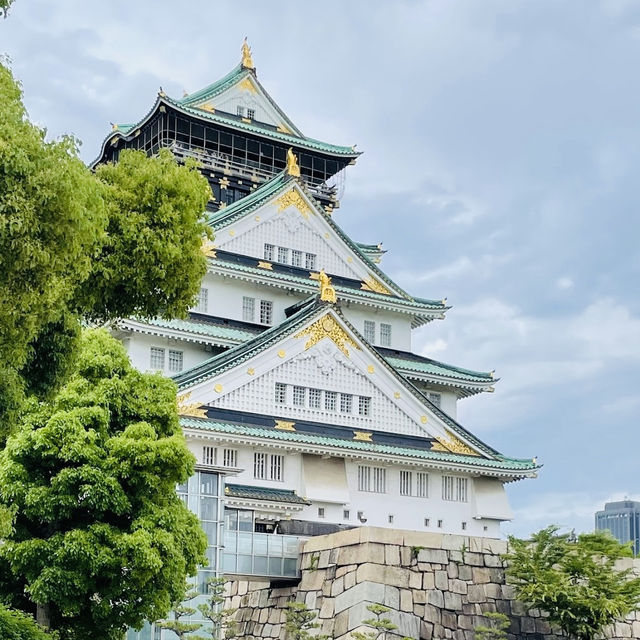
[124,332,211,375]
[341,306,412,352]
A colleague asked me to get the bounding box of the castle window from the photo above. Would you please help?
[291,250,303,267]
[254,452,266,479]
[442,475,468,502]
[380,323,392,347]
[358,465,386,493]
[236,105,244,117]
[222,448,238,467]
[194,287,208,313]
[270,454,283,481]
[202,446,216,466]
[416,472,429,498]
[324,391,337,411]
[305,253,317,270]
[424,518,430,527]
[150,347,165,370]
[254,452,283,481]
[275,382,287,404]
[247,108,255,120]
[168,349,183,373]
[358,396,371,416]
[428,392,442,408]
[293,386,306,406]
[343,509,350,520]
[388,514,394,524]
[259,300,273,325]
[340,393,352,413]
[318,507,325,518]
[263,243,275,261]
[309,388,322,408]
[462,521,467,530]
[400,470,412,496]
[363,320,375,343]
[277,246,289,264]
[437,519,443,528]
[242,296,255,322]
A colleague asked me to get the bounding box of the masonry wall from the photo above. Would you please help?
[224,527,640,640]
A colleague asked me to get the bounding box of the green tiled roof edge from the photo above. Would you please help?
[225,483,310,505]
[385,356,493,383]
[127,317,257,342]
[180,417,538,473]
[179,65,246,107]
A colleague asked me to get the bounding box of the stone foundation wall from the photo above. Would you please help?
[225,527,640,640]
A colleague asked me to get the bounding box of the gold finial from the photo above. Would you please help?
[318,269,337,303]
[241,38,254,70]
[286,148,301,177]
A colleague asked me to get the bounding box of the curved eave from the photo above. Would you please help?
[92,96,359,167]
[181,417,540,482]
[397,368,497,397]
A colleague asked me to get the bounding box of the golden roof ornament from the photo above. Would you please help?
[286,148,301,177]
[241,38,254,70]
[318,269,337,303]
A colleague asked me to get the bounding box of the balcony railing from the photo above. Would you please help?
[222,530,304,579]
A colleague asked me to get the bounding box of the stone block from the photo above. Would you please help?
[441,534,468,551]
[501,584,516,599]
[302,526,361,553]
[330,576,344,597]
[259,608,269,623]
[464,552,485,566]
[399,545,413,566]
[443,591,462,611]
[458,564,473,581]
[305,590,317,610]
[317,549,331,568]
[420,620,434,639]
[521,617,536,633]
[402,530,444,549]
[319,597,334,619]
[450,578,468,594]
[348,602,420,639]
[483,553,504,568]
[248,580,269,591]
[472,567,491,583]
[299,568,325,592]
[467,584,486,604]
[447,561,459,579]
[422,572,435,589]
[489,568,505,583]
[409,570,423,590]
[414,603,425,618]
[615,621,632,637]
[441,610,457,630]
[633,621,640,637]
[414,589,426,604]
[535,618,552,634]
[484,583,502,599]
[335,565,349,578]
[385,544,401,566]
[423,604,441,624]
[435,570,449,590]
[360,526,404,545]
[510,599,528,616]
[333,610,349,638]
[400,589,413,612]
[418,548,448,564]
[344,569,356,590]
[427,590,444,608]
[384,585,399,609]
[338,542,387,566]
[334,580,386,613]
[356,562,411,588]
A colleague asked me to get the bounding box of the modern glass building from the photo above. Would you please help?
[595,500,640,556]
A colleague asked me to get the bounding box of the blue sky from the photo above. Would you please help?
[2,0,639,538]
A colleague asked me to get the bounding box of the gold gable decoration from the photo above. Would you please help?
[239,77,257,94]
[294,313,360,358]
[318,270,337,303]
[275,188,310,218]
[431,430,480,456]
[361,277,391,295]
[201,240,217,259]
[177,393,208,419]
[286,148,301,177]
[241,38,254,70]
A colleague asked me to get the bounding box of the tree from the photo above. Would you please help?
[197,577,237,640]
[504,526,640,640]
[1,0,14,18]
[0,60,211,444]
[351,603,411,640]
[158,582,204,640]
[284,601,330,640]
[474,611,509,640]
[0,330,208,640]
[0,604,56,640]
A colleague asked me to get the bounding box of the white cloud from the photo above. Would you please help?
[556,276,574,289]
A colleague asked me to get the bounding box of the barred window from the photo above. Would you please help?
[247,108,255,119]
[194,287,208,313]
[400,470,412,496]
[358,465,371,491]
[270,454,283,481]
[324,390,337,411]
[275,382,287,404]
[456,477,468,502]
[254,452,267,479]
[364,320,376,343]
[305,253,317,270]
[358,466,386,493]
[168,349,183,373]
[373,467,386,493]
[277,246,289,264]
[150,347,165,370]
[340,394,353,413]
[291,250,303,267]
[260,300,273,325]
[242,296,255,322]
[254,453,283,481]
[428,392,442,408]
[358,396,371,416]
[380,323,392,347]
[202,446,216,466]
[293,386,306,406]
[264,243,275,261]
[222,448,238,467]
[309,388,322,408]
[416,472,429,498]
[442,476,468,502]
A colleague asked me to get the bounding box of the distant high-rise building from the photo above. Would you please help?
[595,500,640,555]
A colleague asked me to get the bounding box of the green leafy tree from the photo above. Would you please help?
[0,330,208,640]
[504,526,640,640]
[284,601,330,640]
[0,61,211,444]
[0,0,14,17]
[159,582,204,640]
[197,577,237,639]
[474,611,509,640]
[0,604,56,640]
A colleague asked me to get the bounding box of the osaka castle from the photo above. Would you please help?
[93,41,538,596]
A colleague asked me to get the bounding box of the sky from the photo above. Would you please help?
[2,0,639,538]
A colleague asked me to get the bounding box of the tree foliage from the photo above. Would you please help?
[504,526,640,640]
[197,577,237,639]
[0,330,208,640]
[0,60,211,444]
[284,601,330,640]
[0,0,14,18]
[474,611,509,640]
[0,604,56,640]
[158,582,204,640]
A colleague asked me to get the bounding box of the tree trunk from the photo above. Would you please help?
[36,602,50,630]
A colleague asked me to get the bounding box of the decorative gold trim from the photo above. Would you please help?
[275,188,310,218]
[309,271,319,281]
[201,240,217,259]
[218,202,227,210]
[324,232,330,239]
[277,349,286,358]
[214,384,223,393]
[347,257,353,263]
[275,420,296,432]
[294,313,360,358]
[420,415,428,424]
[241,117,251,123]
[228,229,235,237]
[367,365,375,374]
[254,216,260,221]
[177,392,208,418]
[257,260,273,270]
[361,277,391,295]
[247,368,255,375]
[239,77,257,93]
[432,430,480,456]
[241,38,254,70]
[201,104,215,112]
[394,391,401,399]
[353,431,373,442]
[277,123,293,134]
[219,177,229,189]
[286,148,301,177]
[318,270,337,303]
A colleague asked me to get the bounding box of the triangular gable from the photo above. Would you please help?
[180,65,303,137]
[175,301,496,459]
[210,174,409,298]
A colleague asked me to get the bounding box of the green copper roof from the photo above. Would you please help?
[384,354,494,384]
[225,483,310,505]
[180,416,538,475]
